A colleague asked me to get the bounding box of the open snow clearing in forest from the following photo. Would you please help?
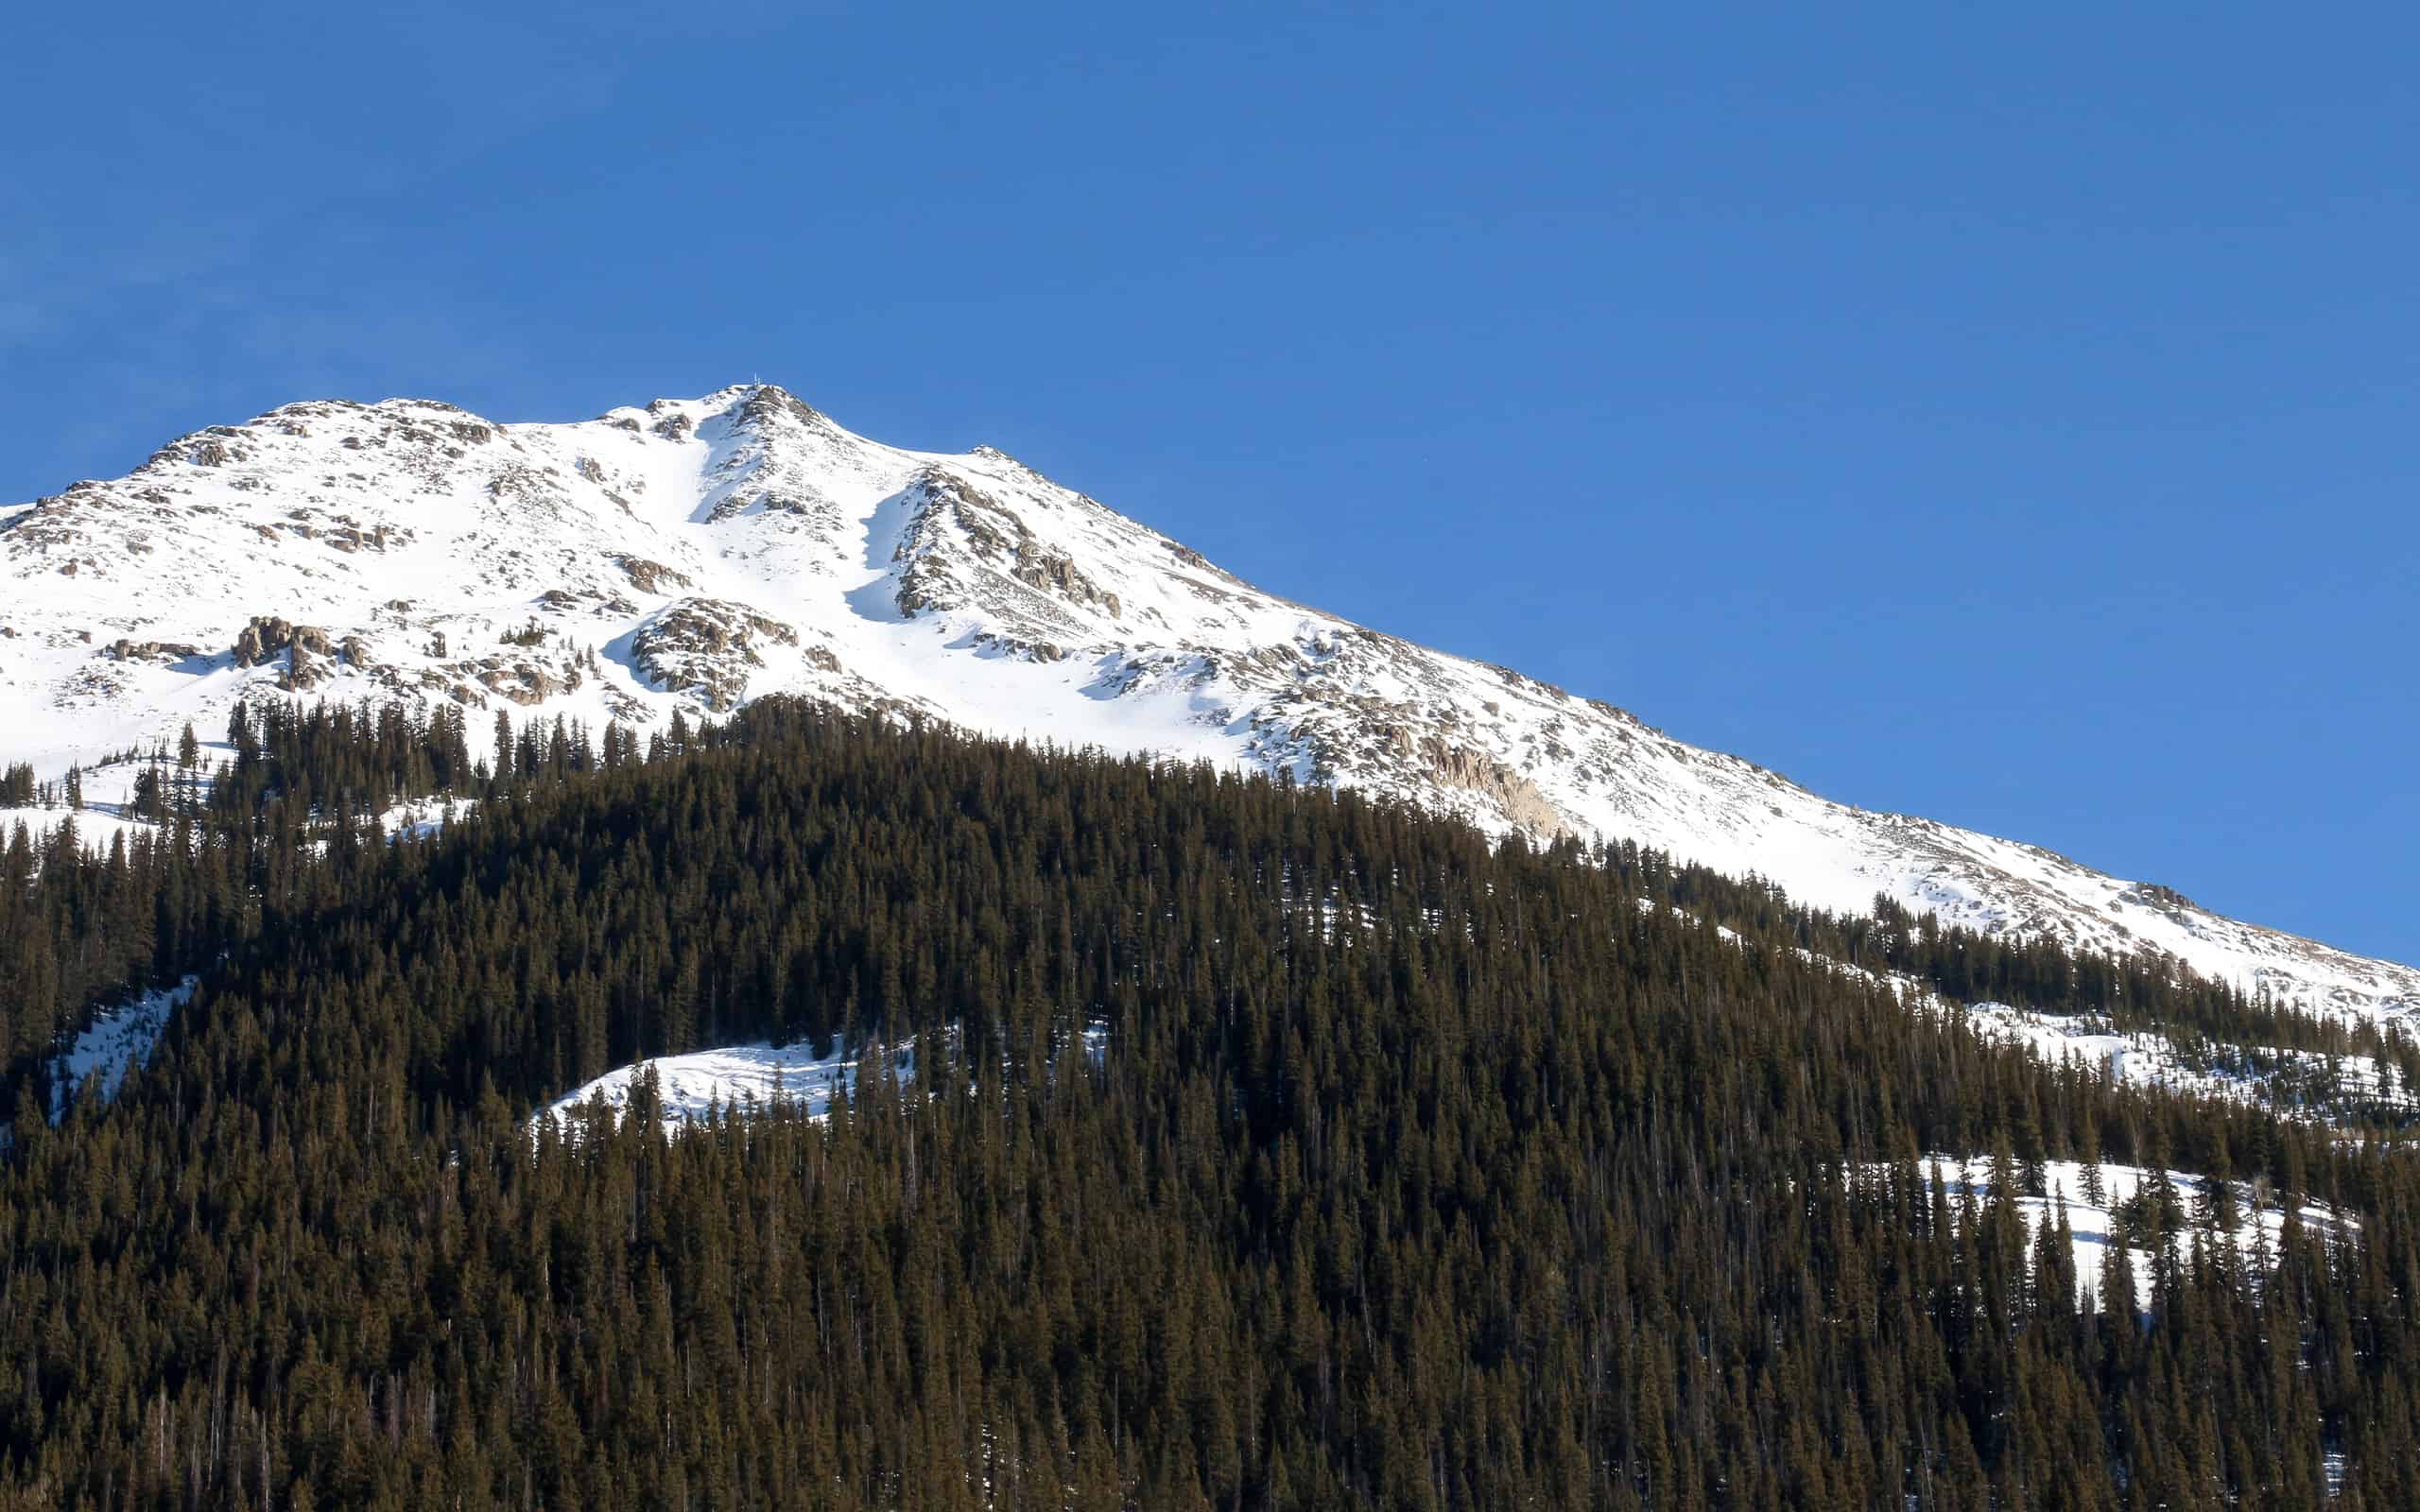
[1910,1155,2353,1312]
[0,804,164,863]
[536,1023,1109,1140]
[536,1038,923,1139]
[1962,1000,2416,1125]
[46,976,198,1124]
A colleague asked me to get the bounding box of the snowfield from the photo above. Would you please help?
[2,383,2412,1023]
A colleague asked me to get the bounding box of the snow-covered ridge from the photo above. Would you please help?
[5,383,2415,1022]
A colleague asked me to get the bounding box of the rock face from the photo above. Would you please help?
[631,598,799,711]
[612,555,692,595]
[1379,727,1565,838]
[231,616,337,689]
[232,616,329,667]
[890,471,1123,628]
[0,382,2414,1022]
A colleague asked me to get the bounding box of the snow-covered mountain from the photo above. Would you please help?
[5,383,2413,1022]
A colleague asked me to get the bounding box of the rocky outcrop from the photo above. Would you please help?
[106,639,202,663]
[538,586,638,617]
[612,555,693,595]
[1012,544,1120,618]
[475,659,572,707]
[231,616,338,690]
[1369,724,1568,837]
[736,385,824,430]
[631,598,800,711]
[2122,883,2204,921]
[892,472,1121,625]
[232,616,331,668]
[185,427,251,469]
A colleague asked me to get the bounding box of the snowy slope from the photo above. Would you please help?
[1965,1001,2417,1122]
[537,1023,1104,1140]
[537,1037,923,1140]
[6,383,2415,1022]
[46,976,198,1124]
[1914,1155,2354,1311]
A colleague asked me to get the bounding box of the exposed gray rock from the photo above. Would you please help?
[736,385,824,429]
[612,555,693,594]
[232,615,333,671]
[106,639,201,663]
[1362,723,1566,838]
[631,597,799,711]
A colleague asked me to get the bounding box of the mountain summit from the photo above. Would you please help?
[5,384,2411,1019]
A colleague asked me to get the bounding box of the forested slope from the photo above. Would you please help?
[3,699,2416,1508]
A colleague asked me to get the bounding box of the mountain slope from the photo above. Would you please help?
[5,383,2413,1021]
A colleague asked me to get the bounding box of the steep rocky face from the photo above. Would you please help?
[3,384,2413,1022]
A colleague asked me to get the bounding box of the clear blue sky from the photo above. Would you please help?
[6,4,2414,965]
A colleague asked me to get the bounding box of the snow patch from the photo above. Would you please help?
[1965,1001,2416,1123]
[536,1022,1110,1140]
[1910,1154,2353,1312]
[48,976,198,1123]
[377,796,475,843]
[538,1037,920,1139]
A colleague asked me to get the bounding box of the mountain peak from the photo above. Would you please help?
[2,386,2414,1022]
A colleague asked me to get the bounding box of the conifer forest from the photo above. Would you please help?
[3,696,2417,1509]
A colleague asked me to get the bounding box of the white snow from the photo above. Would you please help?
[1910,1154,2353,1311]
[538,1036,922,1139]
[376,796,475,843]
[536,1022,1109,1140]
[1964,1001,2416,1122]
[5,383,2412,1023]
[0,804,165,859]
[47,976,197,1123]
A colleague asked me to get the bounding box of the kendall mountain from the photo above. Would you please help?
[4,383,2411,1022]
